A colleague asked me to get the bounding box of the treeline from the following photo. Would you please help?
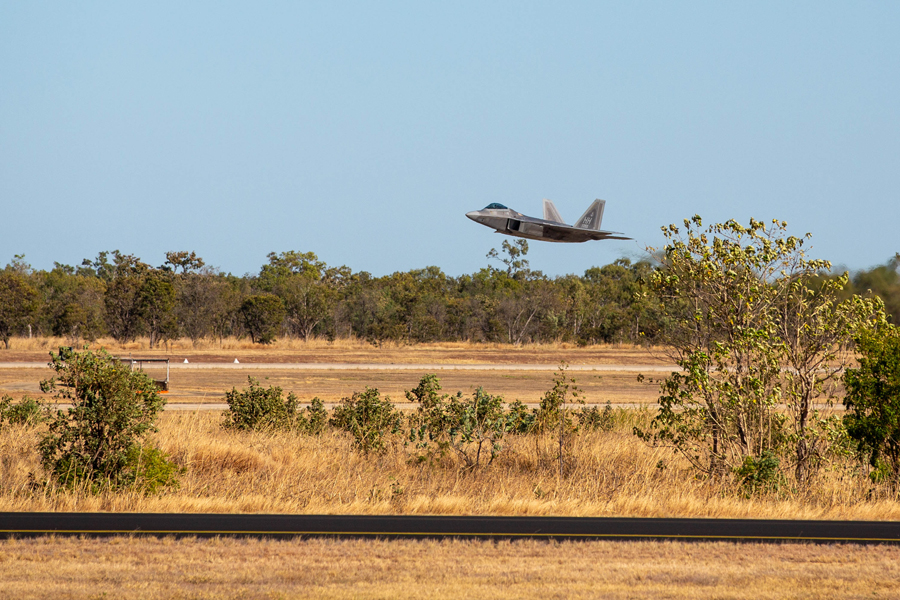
[0,243,897,349]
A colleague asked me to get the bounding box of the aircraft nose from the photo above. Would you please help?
[466,211,480,221]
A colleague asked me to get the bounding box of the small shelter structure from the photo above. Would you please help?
[117,356,170,392]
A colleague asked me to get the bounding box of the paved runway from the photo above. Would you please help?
[1,512,898,544]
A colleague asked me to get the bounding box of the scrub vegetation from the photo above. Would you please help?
[2,399,900,519]
[0,216,898,519]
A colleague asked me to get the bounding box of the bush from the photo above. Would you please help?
[223,377,299,431]
[299,397,328,435]
[121,445,184,494]
[406,374,511,470]
[531,363,583,434]
[331,387,402,454]
[38,347,177,492]
[223,377,328,434]
[734,450,782,495]
[506,399,536,434]
[0,394,46,427]
[577,401,615,432]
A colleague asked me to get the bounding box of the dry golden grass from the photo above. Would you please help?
[2,410,898,520]
[0,536,897,599]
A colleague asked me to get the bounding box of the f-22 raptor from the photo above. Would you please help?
[466,199,631,243]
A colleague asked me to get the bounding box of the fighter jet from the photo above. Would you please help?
[466,199,631,243]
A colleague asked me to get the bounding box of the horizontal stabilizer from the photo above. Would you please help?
[575,199,605,231]
[542,199,565,224]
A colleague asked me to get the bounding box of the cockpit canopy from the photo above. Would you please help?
[483,203,508,210]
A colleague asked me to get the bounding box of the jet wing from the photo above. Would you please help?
[542,223,632,242]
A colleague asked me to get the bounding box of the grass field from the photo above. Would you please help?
[1,536,897,599]
[0,339,893,597]
[2,410,898,520]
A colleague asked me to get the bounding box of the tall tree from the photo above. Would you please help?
[487,239,530,278]
[639,216,883,482]
[850,253,900,326]
[41,264,106,343]
[240,294,285,344]
[775,269,884,482]
[843,324,900,487]
[637,217,788,476]
[0,269,39,349]
[259,251,335,342]
[164,251,205,275]
[100,253,148,344]
[137,271,177,348]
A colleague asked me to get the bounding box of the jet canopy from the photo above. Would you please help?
[483,203,508,210]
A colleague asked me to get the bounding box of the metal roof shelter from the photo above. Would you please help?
[117,356,169,392]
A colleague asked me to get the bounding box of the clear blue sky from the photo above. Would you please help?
[2,2,898,277]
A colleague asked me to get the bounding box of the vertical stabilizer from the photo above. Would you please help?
[542,199,565,224]
[575,199,605,230]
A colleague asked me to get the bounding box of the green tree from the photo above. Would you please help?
[259,250,326,284]
[849,253,900,326]
[0,268,40,349]
[582,259,662,344]
[240,293,285,344]
[257,251,339,342]
[96,251,149,343]
[164,250,205,274]
[775,270,884,482]
[637,218,798,477]
[39,347,175,491]
[487,239,530,277]
[137,271,177,348]
[638,216,882,482]
[843,324,900,486]
[175,272,233,344]
[41,265,107,343]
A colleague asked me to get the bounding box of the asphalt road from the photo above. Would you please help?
[1,513,898,544]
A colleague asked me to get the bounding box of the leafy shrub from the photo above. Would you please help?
[331,387,402,454]
[506,399,536,434]
[223,377,299,431]
[0,394,46,427]
[39,347,176,492]
[121,445,183,494]
[530,363,583,434]
[406,374,458,461]
[577,400,615,432]
[298,397,328,435]
[407,374,511,470]
[223,377,329,434]
[734,450,782,494]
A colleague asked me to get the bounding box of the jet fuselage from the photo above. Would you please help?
[465,200,630,243]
